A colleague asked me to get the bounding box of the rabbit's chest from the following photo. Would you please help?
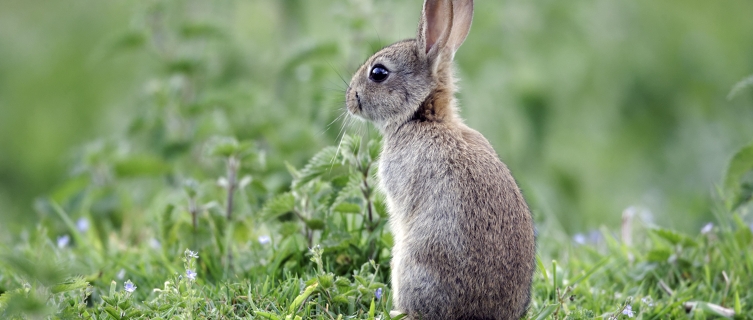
[378,148,432,212]
[378,143,461,219]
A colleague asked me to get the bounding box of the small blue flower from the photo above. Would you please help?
[573,233,586,245]
[375,288,383,300]
[258,235,271,245]
[186,269,197,280]
[588,230,604,244]
[185,249,199,259]
[124,280,137,293]
[622,304,634,317]
[76,218,90,232]
[57,235,70,248]
[700,222,713,234]
[149,238,161,249]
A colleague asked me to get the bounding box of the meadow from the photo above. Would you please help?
[0,0,752,318]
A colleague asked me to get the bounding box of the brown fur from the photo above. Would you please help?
[345,1,535,319]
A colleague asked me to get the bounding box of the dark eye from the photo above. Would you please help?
[369,64,390,82]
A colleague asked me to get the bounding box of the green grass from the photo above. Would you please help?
[1,135,752,319]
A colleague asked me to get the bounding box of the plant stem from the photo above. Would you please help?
[189,197,198,232]
[225,156,240,273]
[226,156,239,221]
[360,163,374,230]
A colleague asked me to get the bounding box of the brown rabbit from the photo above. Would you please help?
[345,0,536,319]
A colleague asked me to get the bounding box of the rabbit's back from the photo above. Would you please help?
[380,121,535,319]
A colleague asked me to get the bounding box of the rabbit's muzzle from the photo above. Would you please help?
[345,86,363,116]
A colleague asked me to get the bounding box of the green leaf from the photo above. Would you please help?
[117,299,132,311]
[113,155,169,177]
[569,257,609,286]
[533,304,558,320]
[374,196,388,218]
[305,218,325,230]
[209,137,240,157]
[368,298,376,320]
[50,175,89,204]
[650,228,697,247]
[101,295,116,306]
[318,274,334,289]
[367,139,381,162]
[329,174,363,212]
[104,305,121,320]
[724,142,753,210]
[1,254,67,287]
[646,248,672,262]
[0,290,50,318]
[334,277,351,287]
[536,255,549,283]
[288,283,318,314]
[166,58,202,75]
[332,294,349,305]
[104,30,147,56]
[51,277,88,294]
[333,203,362,214]
[255,311,281,320]
[260,192,295,220]
[179,23,225,40]
[125,309,141,318]
[339,135,361,166]
[292,146,340,189]
[354,275,370,287]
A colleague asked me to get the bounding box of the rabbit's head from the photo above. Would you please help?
[346,0,473,132]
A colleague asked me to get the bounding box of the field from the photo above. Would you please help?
[1,0,752,319]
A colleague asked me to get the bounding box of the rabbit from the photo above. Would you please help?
[344,0,536,319]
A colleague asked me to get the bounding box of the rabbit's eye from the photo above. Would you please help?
[369,64,390,83]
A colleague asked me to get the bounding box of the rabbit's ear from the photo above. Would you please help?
[417,0,452,61]
[447,0,473,56]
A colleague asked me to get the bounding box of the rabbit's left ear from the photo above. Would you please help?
[446,0,473,57]
[417,0,453,61]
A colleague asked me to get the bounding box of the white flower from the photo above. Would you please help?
[185,249,199,259]
[186,269,197,281]
[258,235,271,245]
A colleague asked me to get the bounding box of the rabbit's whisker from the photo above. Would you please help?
[327,61,350,88]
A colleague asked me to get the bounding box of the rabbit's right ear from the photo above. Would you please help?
[417,0,453,62]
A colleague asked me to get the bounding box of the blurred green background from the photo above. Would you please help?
[1,0,752,234]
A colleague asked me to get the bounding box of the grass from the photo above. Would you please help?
[1,135,752,319]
